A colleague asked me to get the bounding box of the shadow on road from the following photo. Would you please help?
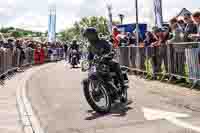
[0,79,5,86]
[85,103,133,120]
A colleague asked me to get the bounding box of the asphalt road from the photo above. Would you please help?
[27,61,200,133]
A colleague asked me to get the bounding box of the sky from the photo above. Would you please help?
[0,0,199,32]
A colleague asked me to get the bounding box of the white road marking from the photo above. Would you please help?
[142,107,200,132]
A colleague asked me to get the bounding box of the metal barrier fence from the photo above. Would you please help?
[117,42,200,88]
[0,47,64,78]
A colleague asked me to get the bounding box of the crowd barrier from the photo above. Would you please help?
[0,47,64,78]
[116,42,200,88]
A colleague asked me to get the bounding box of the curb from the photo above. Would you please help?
[16,63,56,133]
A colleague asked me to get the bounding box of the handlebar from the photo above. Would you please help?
[93,52,114,62]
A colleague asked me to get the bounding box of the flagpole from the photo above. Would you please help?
[154,0,163,28]
[104,0,113,35]
[107,4,113,35]
[135,0,139,46]
[54,7,57,42]
[160,0,163,25]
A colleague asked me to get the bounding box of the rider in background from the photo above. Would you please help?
[69,39,80,63]
[63,42,68,61]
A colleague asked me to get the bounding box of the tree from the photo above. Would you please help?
[74,21,81,37]
[59,27,77,41]
[59,16,111,41]
[23,32,29,36]
[79,16,109,34]
[11,31,23,38]
[36,32,42,37]
[0,26,44,38]
[45,31,48,37]
[0,27,14,33]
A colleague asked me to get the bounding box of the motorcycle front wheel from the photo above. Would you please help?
[83,80,111,113]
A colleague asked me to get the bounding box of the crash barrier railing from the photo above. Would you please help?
[116,42,200,88]
[0,47,64,78]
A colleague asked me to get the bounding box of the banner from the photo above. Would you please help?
[153,0,163,28]
[48,7,56,43]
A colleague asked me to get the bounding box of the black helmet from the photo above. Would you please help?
[83,27,98,36]
[83,27,99,42]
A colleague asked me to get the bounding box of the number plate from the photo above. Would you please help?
[91,66,96,73]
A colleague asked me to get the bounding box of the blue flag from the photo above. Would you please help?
[48,7,56,43]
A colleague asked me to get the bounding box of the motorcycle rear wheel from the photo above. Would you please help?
[120,88,128,103]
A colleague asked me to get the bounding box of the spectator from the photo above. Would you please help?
[0,40,3,48]
[127,32,136,45]
[39,45,45,64]
[190,11,200,41]
[21,39,26,49]
[168,17,184,43]
[0,33,5,48]
[112,27,121,48]
[16,40,25,70]
[34,44,40,64]
[144,31,157,47]
[177,20,186,32]
[26,42,34,65]
[168,17,187,82]
[151,27,169,79]
[28,41,35,49]
[183,13,198,42]
[4,38,14,50]
[183,11,200,85]
[116,32,128,47]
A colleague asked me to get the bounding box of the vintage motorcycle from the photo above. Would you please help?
[81,53,129,113]
[70,49,79,68]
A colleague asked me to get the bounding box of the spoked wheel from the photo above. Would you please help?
[83,80,111,113]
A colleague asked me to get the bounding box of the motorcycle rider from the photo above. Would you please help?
[63,42,68,61]
[69,39,80,63]
[83,27,128,95]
